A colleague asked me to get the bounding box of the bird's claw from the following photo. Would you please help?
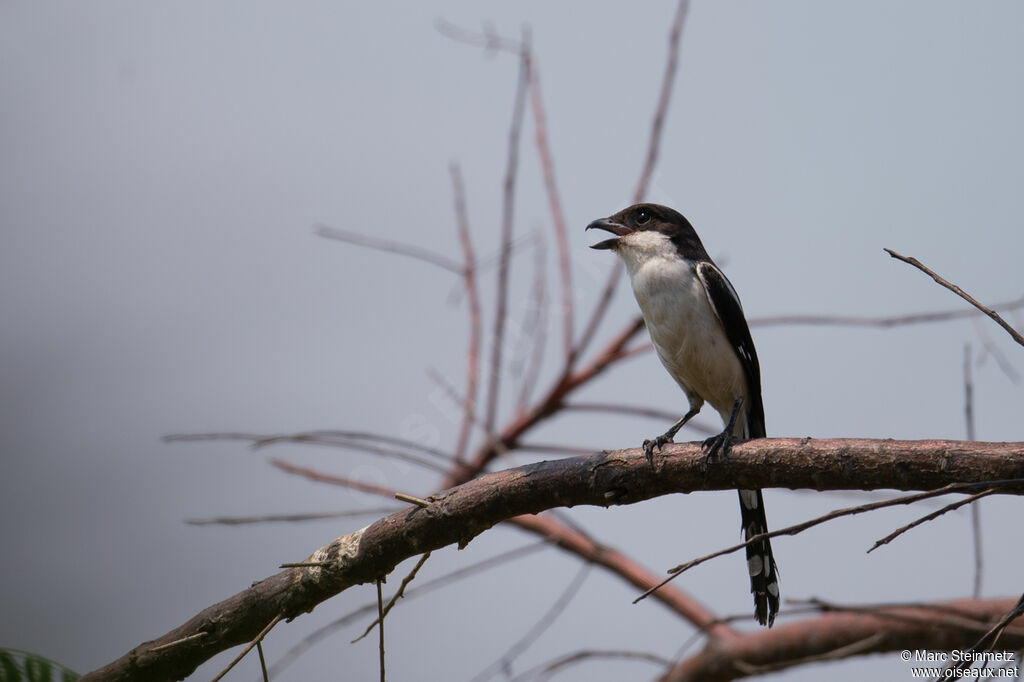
[702,431,734,460]
[642,435,673,465]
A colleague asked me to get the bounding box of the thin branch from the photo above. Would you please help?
[574,2,689,361]
[636,478,1024,603]
[165,430,453,463]
[435,18,523,55]
[528,62,574,362]
[484,28,531,435]
[964,343,983,599]
[750,294,1024,328]
[256,640,268,682]
[972,315,1022,383]
[633,0,689,204]
[867,488,997,553]
[507,649,672,682]
[938,594,1024,679]
[884,248,1024,347]
[272,459,397,498]
[450,162,481,464]
[166,430,450,474]
[515,230,549,412]
[268,542,551,679]
[315,224,463,274]
[563,402,716,435]
[185,508,398,526]
[353,552,432,644]
[376,579,385,682]
[966,594,1024,658]
[210,615,281,682]
[425,367,512,462]
[447,315,646,487]
[472,561,593,681]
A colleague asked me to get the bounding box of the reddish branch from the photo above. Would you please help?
[572,0,690,362]
[449,162,481,463]
[81,438,1024,681]
[663,597,1024,682]
[441,315,645,489]
[885,248,1024,347]
[483,31,530,435]
[528,63,575,361]
[633,0,690,204]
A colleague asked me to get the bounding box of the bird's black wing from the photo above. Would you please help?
[695,261,766,438]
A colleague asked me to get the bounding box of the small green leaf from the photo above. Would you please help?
[0,651,23,682]
[23,656,52,682]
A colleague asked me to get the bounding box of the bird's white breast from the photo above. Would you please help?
[615,231,747,424]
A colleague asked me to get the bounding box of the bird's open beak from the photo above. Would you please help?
[586,218,633,250]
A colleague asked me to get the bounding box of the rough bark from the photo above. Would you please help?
[80,438,1024,681]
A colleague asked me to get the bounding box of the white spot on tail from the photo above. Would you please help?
[747,555,763,577]
[767,581,780,597]
[739,489,758,509]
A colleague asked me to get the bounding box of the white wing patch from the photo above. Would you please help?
[695,261,744,325]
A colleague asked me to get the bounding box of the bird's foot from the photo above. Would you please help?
[642,433,674,465]
[702,430,734,460]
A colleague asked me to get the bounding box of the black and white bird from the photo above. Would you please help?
[587,203,779,627]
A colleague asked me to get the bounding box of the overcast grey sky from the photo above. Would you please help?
[2,2,1023,680]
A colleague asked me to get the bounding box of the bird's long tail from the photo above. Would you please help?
[738,488,779,627]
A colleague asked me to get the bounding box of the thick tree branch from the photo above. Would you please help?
[82,438,1024,681]
[663,597,1024,682]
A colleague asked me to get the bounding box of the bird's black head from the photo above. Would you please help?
[586,203,707,258]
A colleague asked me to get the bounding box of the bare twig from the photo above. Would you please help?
[147,632,208,652]
[750,294,1024,328]
[257,639,269,682]
[185,508,398,526]
[82,441,1024,680]
[529,62,574,362]
[450,162,482,464]
[394,493,431,508]
[165,430,453,464]
[515,230,549,411]
[272,459,396,498]
[425,368,512,463]
[268,542,551,678]
[376,578,385,682]
[939,594,1024,679]
[210,614,281,682]
[884,248,1024,347]
[315,224,463,274]
[964,344,984,598]
[353,553,432,644]
[966,594,1024,657]
[633,0,690,203]
[472,561,593,681]
[484,28,531,435]
[563,402,716,435]
[635,479,1024,603]
[972,316,1022,383]
[867,488,997,553]
[506,649,672,682]
[574,2,689,361]
[435,18,523,55]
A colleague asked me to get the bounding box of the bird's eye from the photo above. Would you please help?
[635,209,650,225]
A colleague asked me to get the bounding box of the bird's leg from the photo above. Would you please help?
[643,405,701,464]
[703,397,743,460]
